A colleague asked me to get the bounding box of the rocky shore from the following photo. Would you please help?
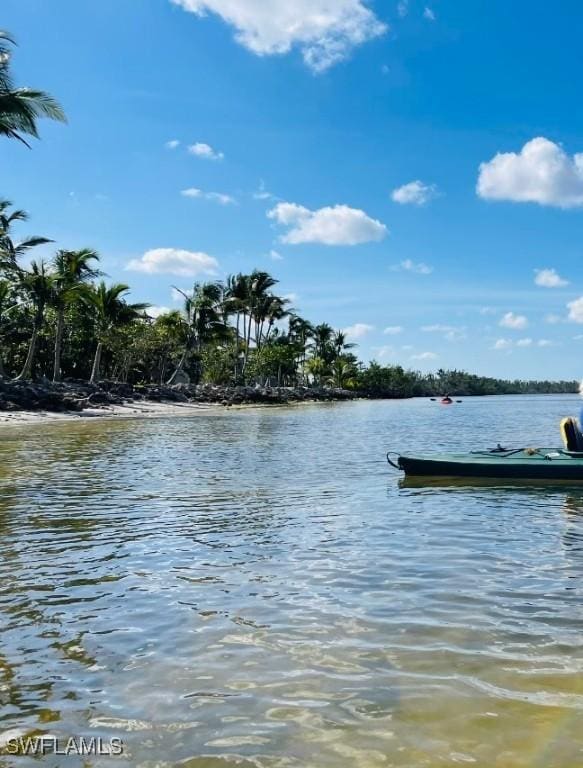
[0,379,358,414]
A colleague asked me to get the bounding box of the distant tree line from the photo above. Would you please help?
[0,29,577,397]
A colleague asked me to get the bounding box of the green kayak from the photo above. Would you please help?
[388,447,583,480]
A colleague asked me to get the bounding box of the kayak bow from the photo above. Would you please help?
[388,447,583,480]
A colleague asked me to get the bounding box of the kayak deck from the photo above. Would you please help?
[392,448,583,480]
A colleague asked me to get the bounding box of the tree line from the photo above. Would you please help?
[0,28,577,397]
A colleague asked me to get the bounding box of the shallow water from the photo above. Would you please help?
[1,395,582,767]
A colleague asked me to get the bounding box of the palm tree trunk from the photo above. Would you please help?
[242,307,254,374]
[89,341,103,384]
[167,343,189,385]
[52,308,65,382]
[14,327,39,381]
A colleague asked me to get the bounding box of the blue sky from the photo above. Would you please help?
[4,0,583,379]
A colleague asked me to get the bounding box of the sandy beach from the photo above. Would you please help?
[0,400,223,426]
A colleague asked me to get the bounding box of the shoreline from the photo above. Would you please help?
[0,400,225,426]
[0,381,359,427]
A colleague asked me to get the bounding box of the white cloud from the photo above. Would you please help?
[423,6,436,20]
[538,339,553,347]
[397,1,409,17]
[493,338,512,350]
[392,259,433,274]
[181,187,235,205]
[127,248,219,277]
[344,322,374,339]
[516,338,533,347]
[171,0,387,73]
[383,325,403,335]
[268,202,387,245]
[422,324,465,341]
[421,324,456,332]
[499,311,528,330]
[188,142,224,161]
[373,345,394,359]
[567,296,583,323]
[480,306,497,315]
[165,139,180,149]
[545,313,562,324]
[391,180,438,205]
[148,306,171,319]
[253,180,275,201]
[477,137,583,208]
[534,268,569,288]
[411,351,437,360]
[268,249,284,261]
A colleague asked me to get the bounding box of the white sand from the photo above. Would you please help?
[0,400,222,426]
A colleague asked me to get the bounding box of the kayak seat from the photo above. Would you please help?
[560,417,583,452]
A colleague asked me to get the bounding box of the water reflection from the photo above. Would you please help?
[0,396,582,767]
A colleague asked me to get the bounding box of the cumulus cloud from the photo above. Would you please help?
[127,248,219,277]
[516,338,533,347]
[165,139,180,149]
[171,0,387,73]
[344,322,374,339]
[499,311,528,330]
[411,351,437,360]
[477,137,583,208]
[567,296,583,323]
[188,142,224,161]
[493,338,513,350]
[534,268,568,288]
[383,325,403,335]
[148,306,171,319]
[181,187,236,205]
[391,259,433,274]
[391,180,438,205]
[268,249,284,261]
[538,339,553,347]
[268,202,387,245]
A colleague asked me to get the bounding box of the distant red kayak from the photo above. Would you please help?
[440,399,454,405]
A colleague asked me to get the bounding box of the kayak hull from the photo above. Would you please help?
[397,449,583,481]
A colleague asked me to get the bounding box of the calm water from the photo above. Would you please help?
[1,395,583,768]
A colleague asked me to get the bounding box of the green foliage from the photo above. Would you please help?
[200,345,236,385]
[0,31,66,146]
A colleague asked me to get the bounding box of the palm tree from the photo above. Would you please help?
[51,248,101,382]
[167,281,227,384]
[88,282,148,384]
[13,260,54,381]
[327,358,357,389]
[312,323,334,363]
[223,272,249,376]
[0,31,66,146]
[256,294,290,348]
[0,199,51,270]
[242,270,278,374]
[332,330,356,358]
[289,315,314,384]
[0,278,16,378]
